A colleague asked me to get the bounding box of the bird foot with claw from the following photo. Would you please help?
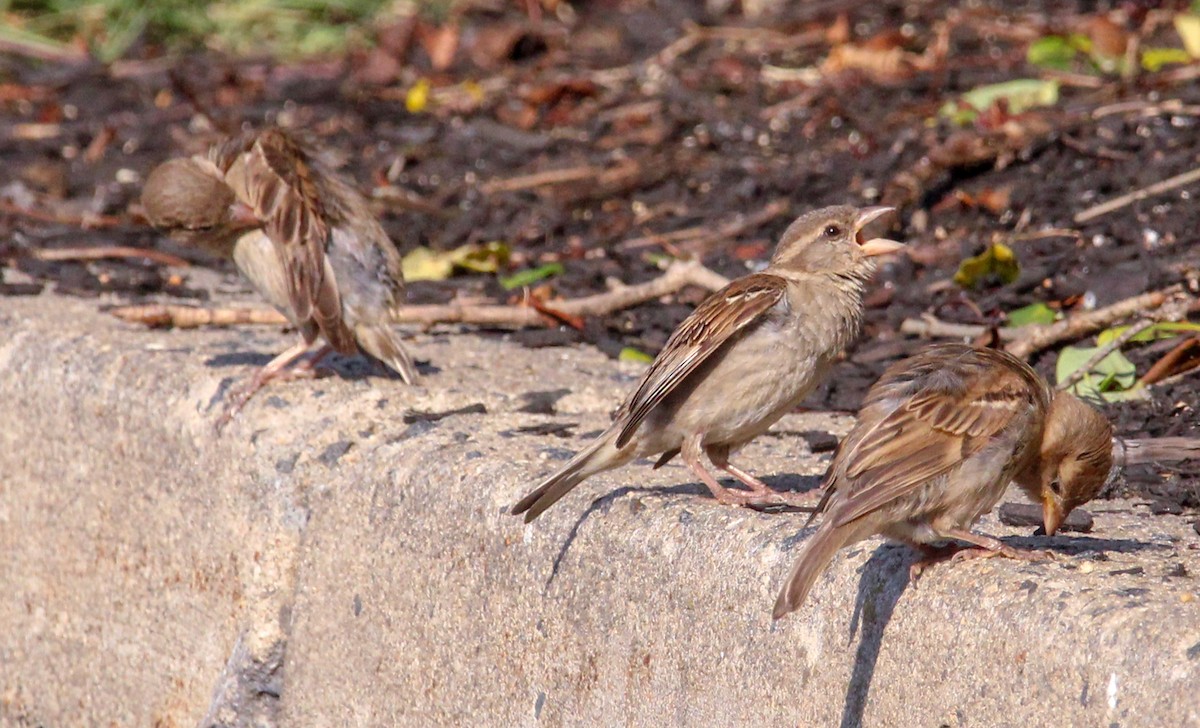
[910,543,1054,583]
[949,545,1056,565]
[712,488,818,512]
[908,544,961,584]
[213,364,334,432]
[743,492,821,513]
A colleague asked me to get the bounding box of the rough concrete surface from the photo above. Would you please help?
[0,294,1197,727]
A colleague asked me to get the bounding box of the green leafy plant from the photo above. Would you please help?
[500,263,565,291]
[1056,345,1142,401]
[939,79,1060,125]
[1006,302,1057,327]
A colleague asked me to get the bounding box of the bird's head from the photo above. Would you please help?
[1037,391,1114,535]
[141,157,257,252]
[769,205,904,276]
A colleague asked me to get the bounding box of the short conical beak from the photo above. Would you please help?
[1042,495,1065,537]
[854,206,904,257]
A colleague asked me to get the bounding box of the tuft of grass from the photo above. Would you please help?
[1,0,450,62]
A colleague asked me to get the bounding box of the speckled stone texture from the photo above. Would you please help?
[0,295,1196,727]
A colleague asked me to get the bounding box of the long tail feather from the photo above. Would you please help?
[772,523,856,619]
[512,429,629,523]
[355,323,418,385]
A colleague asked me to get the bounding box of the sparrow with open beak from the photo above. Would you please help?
[512,205,904,523]
[772,343,1113,619]
[142,128,417,427]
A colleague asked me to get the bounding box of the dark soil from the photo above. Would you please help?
[2,0,1198,505]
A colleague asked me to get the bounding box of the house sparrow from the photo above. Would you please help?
[142,128,417,425]
[512,205,904,523]
[772,344,1113,619]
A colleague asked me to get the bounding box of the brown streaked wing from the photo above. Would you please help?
[614,273,787,449]
[220,129,356,353]
[825,347,1042,529]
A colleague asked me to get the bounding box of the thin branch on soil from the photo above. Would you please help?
[1139,335,1200,386]
[109,260,732,330]
[1074,164,1200,223]
[1007,289,1195,359]
[480,164,603,194]
[28,246,191,268]
[591,22,826,87]
[109,305,289,328]
[1113,437,1200,468]
[899,316,1019,341]
[900,287,1195,358]
[1056,319,1155,390]
[619,199,789,251]
[370,186,450,217]
[0,200,126,229]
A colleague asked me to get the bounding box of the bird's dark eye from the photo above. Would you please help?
[824,225,841,237]
[1049,479,1063,495]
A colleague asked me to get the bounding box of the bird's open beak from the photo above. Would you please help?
[1042,494,1065,537]
[854,206,905,257]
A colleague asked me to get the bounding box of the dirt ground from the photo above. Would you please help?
[2,0,1198,507]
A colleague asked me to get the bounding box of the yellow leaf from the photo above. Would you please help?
[401,242,512,281]
[406,78,430,113]
[450,241,510,273]
[462,80,484,103]
[953,243,1020,289]
[1175,14,1200,58]
[401,246,454,281]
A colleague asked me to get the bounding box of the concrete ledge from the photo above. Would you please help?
[1,295,1197,727]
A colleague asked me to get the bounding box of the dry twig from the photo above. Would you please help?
[110,260,731,331]
[109,305,288,328]
[480,165,602,194]
[619,199,789,251]
[28,246,191,268]
[899,287,1195,359]
[1056,319,1155,390]
[1113,437,1200,468]
[1139,335,1200,386]
[1074,163,1200,224]
[0,200,126,229]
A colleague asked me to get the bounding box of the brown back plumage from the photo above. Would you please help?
[818,344,1049,529]
[211,129,357,354]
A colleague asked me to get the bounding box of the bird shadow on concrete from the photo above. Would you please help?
[835,531,1158,728]
[840,544,911,728]
[1002,533,1160,555]
[204,350,385,378]
[543,470,824,591]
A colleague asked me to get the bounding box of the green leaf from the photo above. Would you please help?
[939,79,1060,125]
[1006,302,1058,327]
[619,347,654,364]
[1140,47,1192,72]
[1056,344,1138,400]
[953,242,1020,289]
[1027,36,1078,70]
[1095,321,1200,346]
[641,252,675,266]
[499,262,564,290]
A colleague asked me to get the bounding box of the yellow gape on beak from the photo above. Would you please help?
[853,206,905,257]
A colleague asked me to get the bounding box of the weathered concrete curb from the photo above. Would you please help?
[1,295,1197,727]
